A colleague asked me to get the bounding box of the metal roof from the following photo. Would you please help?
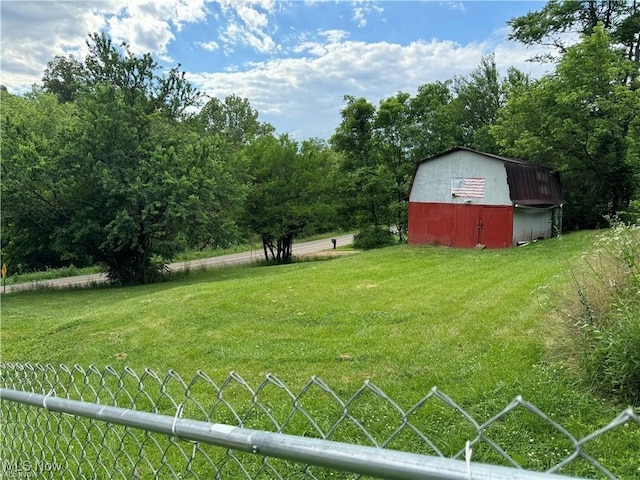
[504,162,564,206]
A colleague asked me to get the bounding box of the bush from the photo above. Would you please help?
[353,226,396,250]
[618,200,640,225]
[561,220,640,404]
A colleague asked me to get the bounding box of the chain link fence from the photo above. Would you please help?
[1,363,639,479]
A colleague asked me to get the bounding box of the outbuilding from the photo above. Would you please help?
[407,147,564,248]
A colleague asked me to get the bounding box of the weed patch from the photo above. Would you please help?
[553,222,640,404]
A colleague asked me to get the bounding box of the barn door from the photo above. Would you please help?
[452,205,481,248]
[479,206,512,248]
[450,205,511,248]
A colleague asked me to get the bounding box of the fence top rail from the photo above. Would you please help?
[1,362,639,480]
[0,387,582,480]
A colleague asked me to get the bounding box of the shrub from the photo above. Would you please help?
[353,226,396,250]
[618,200,640,225]
[561,220,640,404]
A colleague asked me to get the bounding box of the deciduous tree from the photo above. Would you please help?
[508,0,640,63]
[492,26,640,228]
[41,54,85,103]
[2,34,243,284]
[450,54,502,153]
[374,92,413,239]
[331,96,392,229]
[243,135,338,263]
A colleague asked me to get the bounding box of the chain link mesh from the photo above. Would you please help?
[1,362,639,479]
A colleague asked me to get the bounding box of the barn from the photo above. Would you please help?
[407,147,564,249]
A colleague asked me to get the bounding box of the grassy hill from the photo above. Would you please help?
[2,233,588,390]
[2,231,638,476]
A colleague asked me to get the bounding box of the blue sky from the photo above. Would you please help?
[1,1,552,140]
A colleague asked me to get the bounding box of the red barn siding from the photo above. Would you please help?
[408,203,513,248]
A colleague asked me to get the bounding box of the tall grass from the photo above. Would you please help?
[553,222,640,404]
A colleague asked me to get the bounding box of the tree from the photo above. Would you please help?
[243,135,337,263]
[198,94,274,147]
[373,92,414,239]
[409,80,457,160]
[83,32,200,118]
[42,54,85,103]
[331,95,376,170]
[508,0,640,62]
[331,96,393,230]
[330,57,506,238]
[408,56,506,159]
[2,34,243,284]
[492,25,640,228]
[65,85,244,283]
[1,90,79,271]
[450,54,502,152]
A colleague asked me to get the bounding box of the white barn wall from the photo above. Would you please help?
[409,150,511,205]
[512,208,553,243]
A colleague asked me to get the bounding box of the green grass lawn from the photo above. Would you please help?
[2,231,639,477]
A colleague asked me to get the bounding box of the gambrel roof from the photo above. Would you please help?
[408,146,564,207]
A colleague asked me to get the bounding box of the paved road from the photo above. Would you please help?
[2,234,355,293]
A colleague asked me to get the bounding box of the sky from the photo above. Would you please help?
[0,1,554,141]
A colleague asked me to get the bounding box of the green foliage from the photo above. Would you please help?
[331,56,512,238]
[243,135,340,263]
[374,92,413,240]
[2,34,244,285]
[492,25,640,229]
[41,54,85,103]
[508,0,640,63]
[450,54,502,153]
[197,94,274,147]
[619,200,640,224]
[331,96,385,230]
[409,80,457,159]
[352,226,396,250]
[558,222,640,404]
[0,90,82,270]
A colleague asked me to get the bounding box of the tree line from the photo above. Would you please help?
[2,2,639,284]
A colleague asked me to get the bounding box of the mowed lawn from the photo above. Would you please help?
[4,231,640,476]
[2,231,597,402]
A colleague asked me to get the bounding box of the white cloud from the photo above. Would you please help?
[320,29,349,43]
[198,40,221,52]
[107,6,176,60]
[353,7,367,27]
[187,23,566,140]
[189,37,488,139]
[0,0,210,91]
[219,19,277,53]
[0,1,118,90]
[351,1,384,28]
[104,1,211,59]
[236,4,270,30]
[0,2,566,140]
[293,41,328,56]
[440,2,466,12]
[215,0,278,53]
[174,0,209,30]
